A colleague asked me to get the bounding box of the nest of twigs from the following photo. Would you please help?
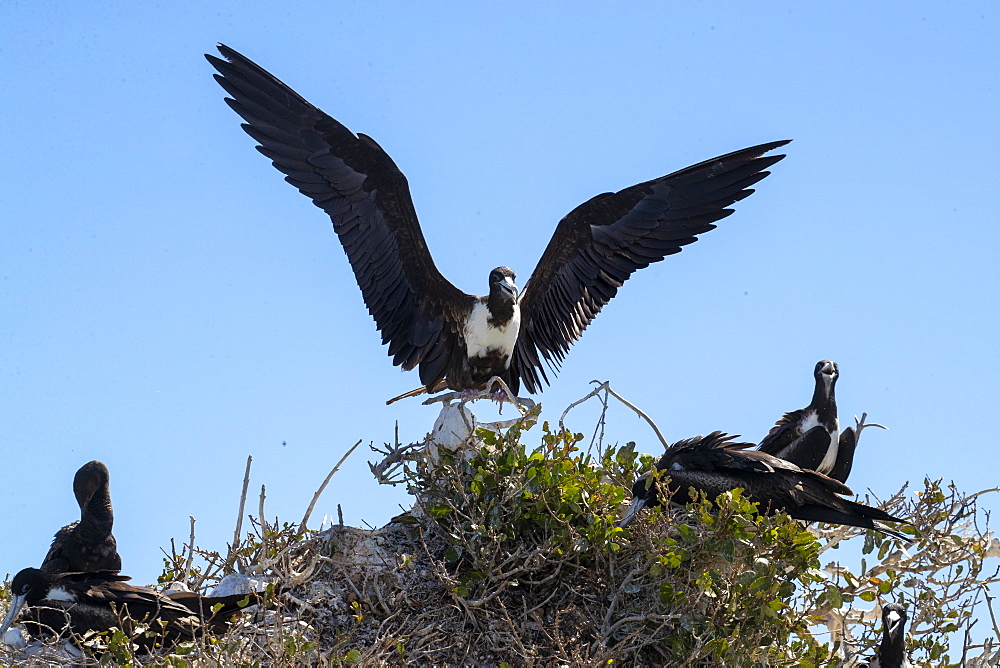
[4,384,999,666]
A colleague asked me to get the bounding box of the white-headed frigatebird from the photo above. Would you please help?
[206,44,790,403]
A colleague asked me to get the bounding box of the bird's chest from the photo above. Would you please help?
[463,302,521,364]
[800,411,841,471]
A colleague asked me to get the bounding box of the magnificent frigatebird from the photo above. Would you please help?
[758,360,841,475]
[0,568,262,652]
[619,432,909,538]
[206,45,789,401]
[842,602,912,668]
[40,461,121,575]
[870,603,912,668]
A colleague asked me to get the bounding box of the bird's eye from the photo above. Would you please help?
[20,583,30,595]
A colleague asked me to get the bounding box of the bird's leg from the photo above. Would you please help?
[485,376,534,416]
[420,381,535,417]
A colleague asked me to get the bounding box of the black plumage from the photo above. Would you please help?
[846,603,912,668]
[207,44,789,399]
[827,413,886,484]
[758,360,841,476]
[0,568,261,652]
[829,424,860,485]
[40,461,121,575]
[871,603,912,668]
[620,432,909,539]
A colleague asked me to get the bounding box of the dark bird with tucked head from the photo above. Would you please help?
[620,432,909,538]
[0,568,263,652]
[40,461,121,575]
[206,44,790,402]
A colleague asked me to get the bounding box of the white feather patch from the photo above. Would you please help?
[46,586,75,602]
[801,411,841,475]
[463,301,521,365]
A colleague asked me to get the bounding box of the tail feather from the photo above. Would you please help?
[789,504,909,540]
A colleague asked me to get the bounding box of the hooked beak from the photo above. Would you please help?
[886,609,903,635]
[499,277,519,301]
[0,593,27,638]
[619,497,648,528]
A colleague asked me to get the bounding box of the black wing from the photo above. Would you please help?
[665,431,855,495]
[666,432,776,473]
[511,141,790,393]
[758,424,831,472]
[757,407,809,455]
[39,523,77,574]
[41,523,121,574]
[207,45,474,390]
[84,578,200,623]
[827,427,857,484]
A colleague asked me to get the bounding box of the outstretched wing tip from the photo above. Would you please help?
[209,45,472,393]
[512,139,789,390]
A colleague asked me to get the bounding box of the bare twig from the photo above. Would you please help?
[225,455,253,573]
[258,484,267,566]
[560,381,669,450]
[421,376,535,416]
[299,439,362,535]
[984,588,1000,644]
[183,516,196,587]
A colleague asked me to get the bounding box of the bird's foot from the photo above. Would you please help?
[483,377,538,416]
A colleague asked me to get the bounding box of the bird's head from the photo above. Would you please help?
[620,472,664,527]
[814,360,839,386]
[73,460,110,510]
[0,568,55,637]
[883,602,908,637]
[488,267,519,302]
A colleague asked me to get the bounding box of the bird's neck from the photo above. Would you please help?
[79,493,114,536]
[485,292,516,328]
[878,629,906,666]
[810,378,837,417]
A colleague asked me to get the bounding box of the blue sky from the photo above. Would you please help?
[2,2,998,587]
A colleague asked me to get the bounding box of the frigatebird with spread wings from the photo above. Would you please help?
[207,45,789,402]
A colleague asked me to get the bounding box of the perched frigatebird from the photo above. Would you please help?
[207,45,789,401]
[869,603,912,668]
[40,461,121,575]
[0,568,263,652]
[620,432,909,539]
[758,360,841,475]
[842,602,912,668]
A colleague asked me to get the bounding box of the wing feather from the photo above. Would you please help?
[208,45,473,390]
[512,140,789,392]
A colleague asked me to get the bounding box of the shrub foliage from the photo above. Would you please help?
[2,405,998,666]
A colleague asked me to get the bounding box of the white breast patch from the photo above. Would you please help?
[799,411,841,474]
[46,586,75,602]
[463,301,521,366]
